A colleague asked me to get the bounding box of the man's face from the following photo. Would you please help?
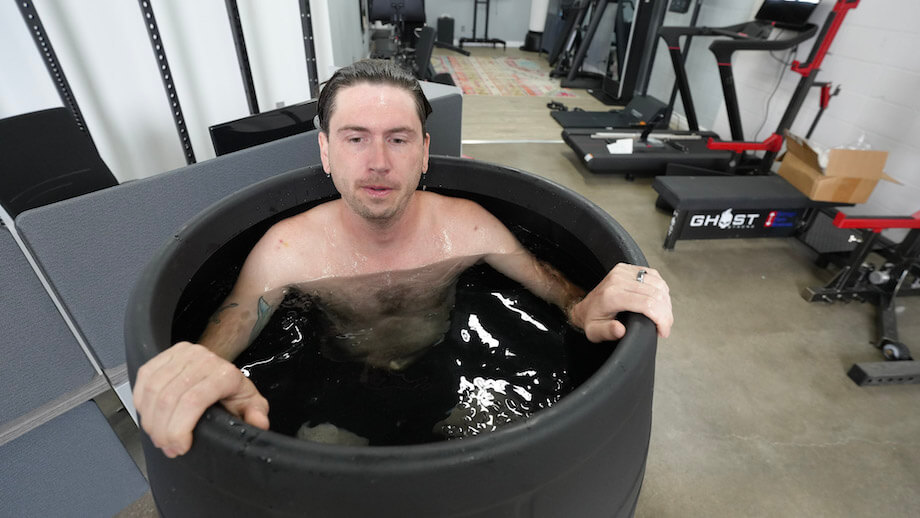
[319,83,430,223]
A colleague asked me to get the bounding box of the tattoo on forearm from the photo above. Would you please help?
[248,296,273,343]
[209,302,239,324]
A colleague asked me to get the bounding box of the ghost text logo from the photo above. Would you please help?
[689,208,760,229]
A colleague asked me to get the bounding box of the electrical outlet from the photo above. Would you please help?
[276,101,285,109]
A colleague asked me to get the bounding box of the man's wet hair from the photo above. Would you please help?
[316,59,433,135]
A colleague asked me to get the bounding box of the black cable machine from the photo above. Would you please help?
[550,0,703,131]
[589,0,667,105]
[551,0,617,89]
[562,0,860,178]
[547,0,592,66]
[550,0,666,107]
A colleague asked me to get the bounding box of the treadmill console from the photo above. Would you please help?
[756,0,820,30]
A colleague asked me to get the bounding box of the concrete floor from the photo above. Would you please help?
[116,47,920,517]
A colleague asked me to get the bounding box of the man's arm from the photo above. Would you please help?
[473,206,672,342]
[132,226,291,458]
[485,249,586,317]
[197,282,285,360]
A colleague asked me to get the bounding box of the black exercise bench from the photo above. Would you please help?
[652,175,844,249]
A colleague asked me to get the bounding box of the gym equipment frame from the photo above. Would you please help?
[803,212,920,386]
[224,0,259,115]
[459,0,506,49]
[15,1,90,136]
[137,0,196,165]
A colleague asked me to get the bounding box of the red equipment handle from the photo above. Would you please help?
[820,83,832,108]
[706,133,783,153]
[791,0,860,77]
[832,210,920,233]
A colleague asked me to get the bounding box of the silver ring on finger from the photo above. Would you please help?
[636,269,647,283]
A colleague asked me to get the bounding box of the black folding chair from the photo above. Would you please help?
[0,108,118,218]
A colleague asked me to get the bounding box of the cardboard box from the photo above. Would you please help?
[776,132,897,204]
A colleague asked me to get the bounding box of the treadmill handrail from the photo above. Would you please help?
[791,0,860,77]
[706,133,783,153]
[658,21,793,47]
[658,23,752,48]
[709,24,817,62]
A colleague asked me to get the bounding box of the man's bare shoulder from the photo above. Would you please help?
[421,191,494,222]
[244,200,342,286]
[420,191,521,255]
[270,199,339,236]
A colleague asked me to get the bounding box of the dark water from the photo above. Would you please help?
[233,263,609,446]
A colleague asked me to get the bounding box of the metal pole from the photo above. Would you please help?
[224,0,259,114]
[472,0,480,39]
[137,0,196,165]
[15,0,90,136]
[667,0,703,112]
[298,0,320,99]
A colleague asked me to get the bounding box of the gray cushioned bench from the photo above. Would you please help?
[0,228,100,430]
[0,226,148,516]
[0,401,148,517]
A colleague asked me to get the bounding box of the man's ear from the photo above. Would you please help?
[318,131,330,173]
[421,132,430,173]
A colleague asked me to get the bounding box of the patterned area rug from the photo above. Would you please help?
[431,55,578,97]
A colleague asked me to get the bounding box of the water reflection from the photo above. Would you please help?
[234,259,582,446]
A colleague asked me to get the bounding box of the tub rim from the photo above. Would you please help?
[125,155,656,476]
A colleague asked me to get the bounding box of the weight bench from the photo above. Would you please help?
[652,175,843,249]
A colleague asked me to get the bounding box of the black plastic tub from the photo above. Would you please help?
[125,156,657,517]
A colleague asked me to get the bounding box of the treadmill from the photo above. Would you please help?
[561,0,823,177]
[551,94,669,130]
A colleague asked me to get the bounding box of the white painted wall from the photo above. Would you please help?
[0,0,365,182]
[425,0,531,45]
[646,0,920,218]
[327,0,368,69]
